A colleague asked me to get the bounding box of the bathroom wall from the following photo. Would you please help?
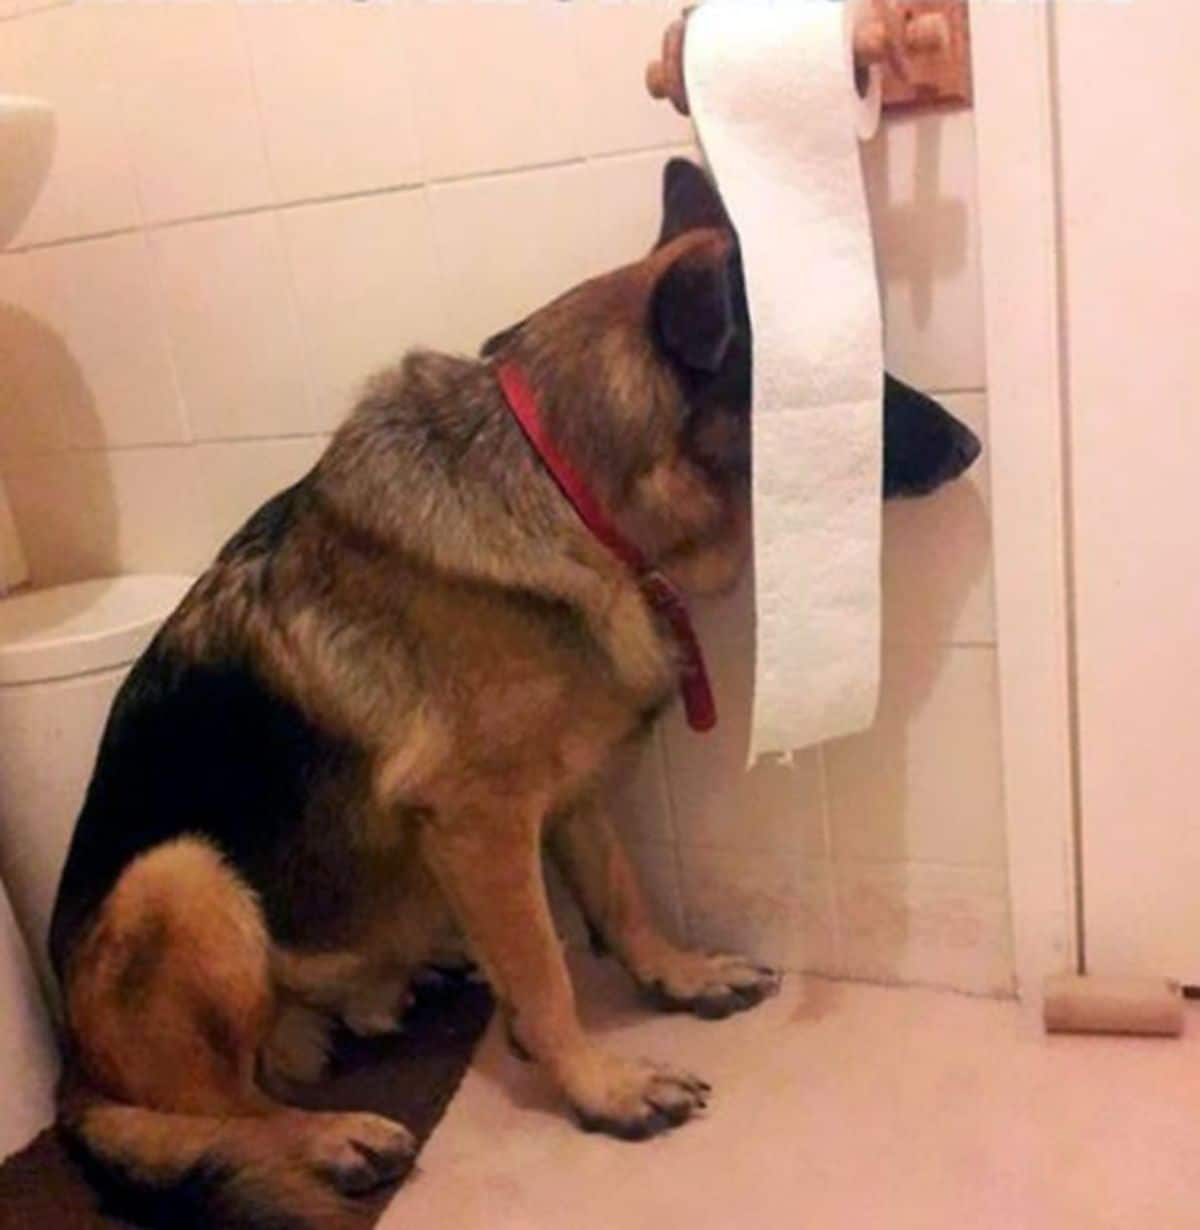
[0,0,1010,995]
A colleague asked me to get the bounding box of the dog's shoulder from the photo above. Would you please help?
[218,476,308,565]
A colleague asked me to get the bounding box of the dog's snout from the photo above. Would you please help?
[947,426,982,479]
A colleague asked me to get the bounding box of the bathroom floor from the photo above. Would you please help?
[382,955,1200,1230]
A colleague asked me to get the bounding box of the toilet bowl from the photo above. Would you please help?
[0,574,193,1003]
[0,878,57,1158]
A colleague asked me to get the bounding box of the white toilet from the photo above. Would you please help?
[0,574,194,997]
[0,575,192,1160]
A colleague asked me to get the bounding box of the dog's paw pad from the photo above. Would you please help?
[343,1007,406,1038]
[570,1058,709,1142]
[308,1113,416,1196]
[261,1004,333,1087]
[644,953,781,1020]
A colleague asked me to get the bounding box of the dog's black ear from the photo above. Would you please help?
[480,318,527,358]
[652,236,738,374]
[883,374,982,498]
[657,158,729,247]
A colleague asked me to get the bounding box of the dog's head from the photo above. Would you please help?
[482,158,980,595]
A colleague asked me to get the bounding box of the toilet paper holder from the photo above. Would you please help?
[646,0,973,116]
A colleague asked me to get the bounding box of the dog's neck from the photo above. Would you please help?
[495,359,714,731]
[313,352,678,707]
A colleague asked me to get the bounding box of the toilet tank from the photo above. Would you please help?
[0,575,193,1003]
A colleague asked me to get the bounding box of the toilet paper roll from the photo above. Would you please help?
[685,0,884,759]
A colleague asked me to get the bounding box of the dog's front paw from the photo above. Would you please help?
[304,1111,417,1196]
[341,980,414,1038]
[262,1001,333,1087]
[641,951,781,1020]
[343,1005,406,1038]
[566,1051,709,1141]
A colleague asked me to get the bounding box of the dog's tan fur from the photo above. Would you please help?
[50,193,776,1227]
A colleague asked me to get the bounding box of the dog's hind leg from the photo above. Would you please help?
[261,954,413,1091]
[550,798,780,1019]
[62,836,415,1228]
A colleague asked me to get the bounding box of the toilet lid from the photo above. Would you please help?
[0,575,194,686]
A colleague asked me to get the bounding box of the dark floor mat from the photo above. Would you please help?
[0,977,494,1230]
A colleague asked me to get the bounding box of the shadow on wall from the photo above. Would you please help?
[836,112,988,990]
[834,478,993,985]
[666,474,991,983]
[0,302,118,586]
[661,107,991,988]
[864,107,969,330]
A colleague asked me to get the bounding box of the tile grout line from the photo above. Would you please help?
[1045,0,1088,977]
[139,229,197,449]
[0,0,69,22]
[93,0,197,449]
[416,182,464,375]
[651,727,695,948]
[0,432,334,480]
[4,143,695,258]
[814,747,845,975]
[236,1,327,437]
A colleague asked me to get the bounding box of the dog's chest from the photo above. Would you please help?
[424,585,675,798]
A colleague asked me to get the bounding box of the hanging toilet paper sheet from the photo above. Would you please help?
[685,0,884,760]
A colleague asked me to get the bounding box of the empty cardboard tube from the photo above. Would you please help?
[1042,974,1185,1038]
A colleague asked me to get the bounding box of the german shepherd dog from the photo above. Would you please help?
[48,159,980,1228]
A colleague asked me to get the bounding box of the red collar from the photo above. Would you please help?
[496,361,716,733]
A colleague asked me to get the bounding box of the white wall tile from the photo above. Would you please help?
[406,0,582,182]
[864,108,986,392]
[548,839,685,953]
[0,252,68,458]
[572,0,694,157]
[834,861,1013,995]
[825,645,1007,868]
[152,213,315,442]
[109,3,272,223]
[21,233,185,449]
[662,574,828,860]
[626,841,688,948]
[241,6,424,205]
[98,445,212,580]
[281,189,448,430]
[6,436,327,587]
[578,148,681,278]
[428,164,595,355]
[102,437,323,579]
[610,732,676,848]
[191,436,327,556]
[7,446,212,586]
[4,449,121,586]
[0,7,140,247]
[679,844,838,974]
[882,392,995,646]
[102,437,324,580]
